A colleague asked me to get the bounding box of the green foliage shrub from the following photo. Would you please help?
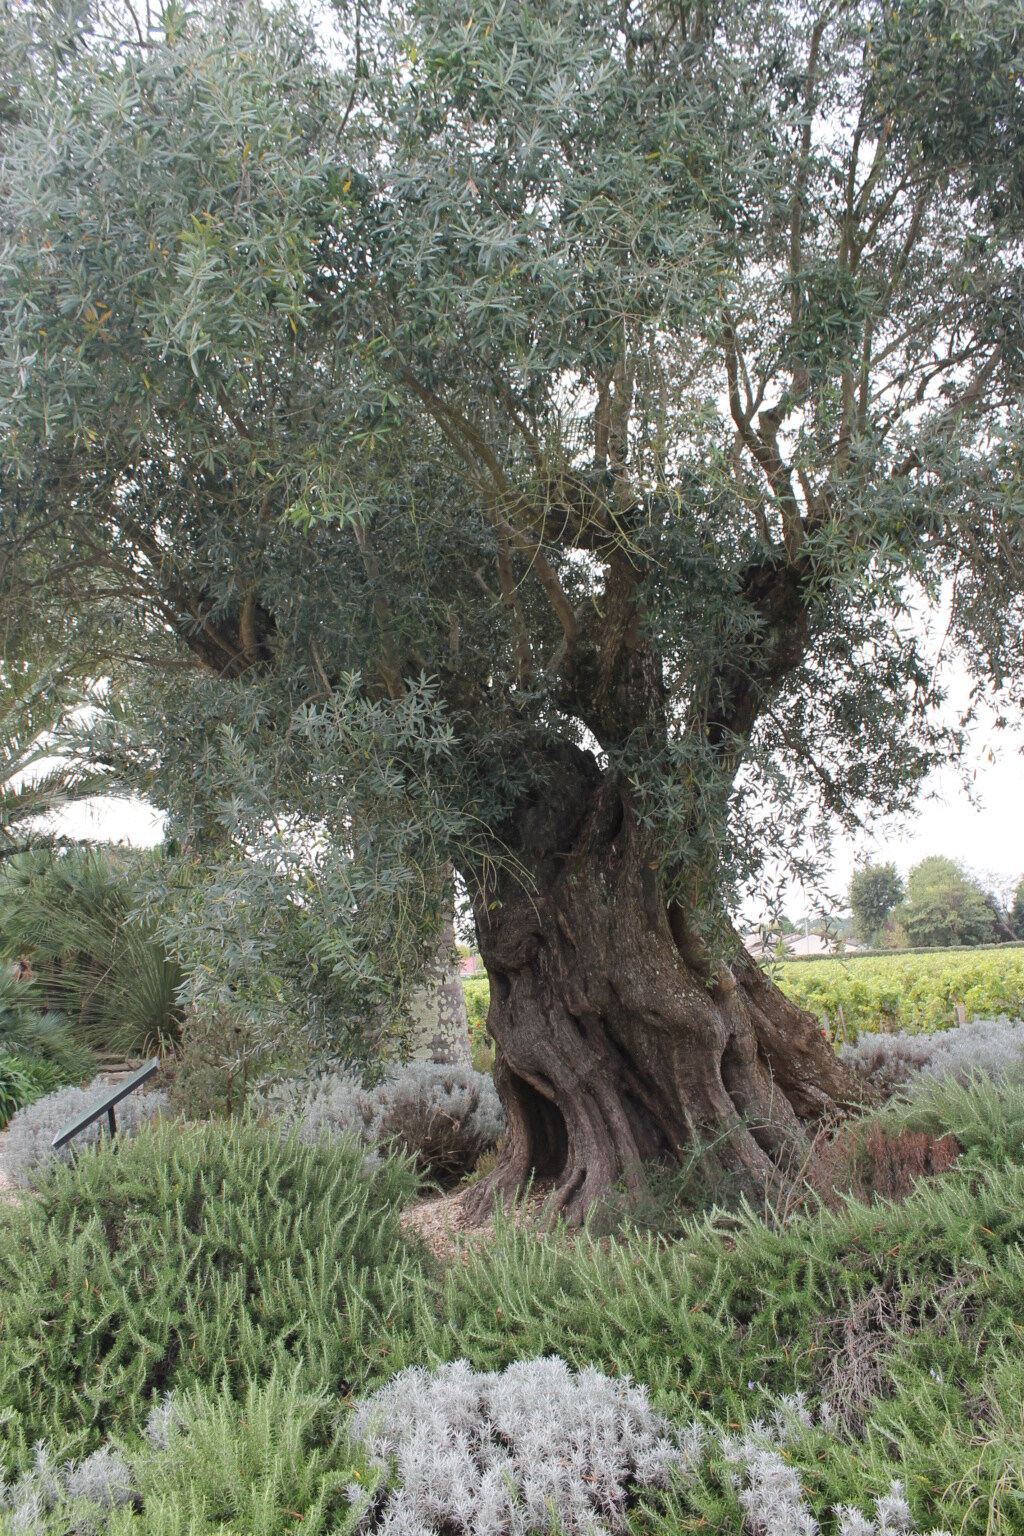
[894,857,997,949]
[776,945,1024,1036]
[849,861,904,944]
[0,1054,31,1128]
[0,1373,366,1536]
[0,1118,422,1471]
[462,976,489,1034]
[1009,875,1024,938]
[122,1374,359,1536]
[0,848,183,1059]
[462,976,495,1073]
[0,964,93,1086]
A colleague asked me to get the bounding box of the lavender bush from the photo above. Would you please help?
[841,1014,1024,1096]
[265,1060,504,1178]
[0,1445,134,1535]
[0,1077,168,1188]
[345,1356,701,1535]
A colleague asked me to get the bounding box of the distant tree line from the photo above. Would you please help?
[849,859,1024,950]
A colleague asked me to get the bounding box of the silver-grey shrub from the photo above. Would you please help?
[0,1445,134,1536]
[841,1015,1024,1097]
[0,1378,959,1536]
[0,1078,168,1188]
[346,1356,702,1536]
[268,1060,504,1178]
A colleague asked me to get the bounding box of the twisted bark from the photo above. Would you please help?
[465,744,859,1225]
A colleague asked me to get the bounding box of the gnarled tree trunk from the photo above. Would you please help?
[464,744,860,1225]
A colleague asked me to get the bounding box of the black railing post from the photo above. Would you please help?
[52,1060,160,1154]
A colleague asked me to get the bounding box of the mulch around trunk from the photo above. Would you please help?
[400,1178,558,1263]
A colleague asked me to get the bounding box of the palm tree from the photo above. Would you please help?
[0,657,107,859]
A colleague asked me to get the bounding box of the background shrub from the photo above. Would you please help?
[0,848,183,1060]
[0,964,94,1088]
[0,1055,32,1129]
[267,1060,505,1180]
[0,1118,422,1470]
[841,1013,1024,1095]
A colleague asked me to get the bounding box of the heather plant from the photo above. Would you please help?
[0,1076,169,1187]
[0,1118,421,1470]
[266,1061,505,1179]
[882,1068,1024,1169]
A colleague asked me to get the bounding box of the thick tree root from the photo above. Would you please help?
[463,746,861,1227]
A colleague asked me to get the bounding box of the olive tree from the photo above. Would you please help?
[2,0,1022,1217]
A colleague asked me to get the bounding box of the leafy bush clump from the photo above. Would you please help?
[267,1060,504,1179]
[0,1117,421,1469]
[0,964,94,1088]
[0,1076,169,1187]
[0,1050,69,1129]
[841,1013,1024,1094]
[0,1374,357,1536]
[347,1357,698,1535]
[0,848,183,1058]
[0,1055,32,1129]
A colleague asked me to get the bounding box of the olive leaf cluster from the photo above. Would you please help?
[1,0,1021,978]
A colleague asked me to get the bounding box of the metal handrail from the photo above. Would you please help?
[51,1058,161,1151]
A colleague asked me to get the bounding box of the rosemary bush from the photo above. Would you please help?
[0,1118,421,1470]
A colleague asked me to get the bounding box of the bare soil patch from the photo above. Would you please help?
[400,1178,558,1263]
